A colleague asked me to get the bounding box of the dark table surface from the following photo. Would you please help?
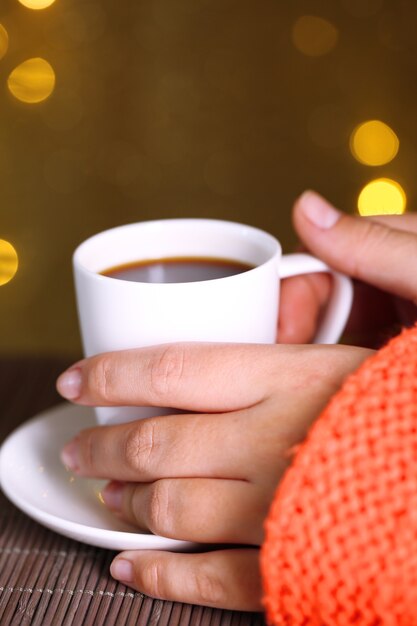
[0,358,265,626]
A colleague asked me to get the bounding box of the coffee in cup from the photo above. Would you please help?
[73,218,353,425]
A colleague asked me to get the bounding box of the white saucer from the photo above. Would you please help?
[0,403,194,552]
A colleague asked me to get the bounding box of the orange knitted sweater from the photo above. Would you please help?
[261,324,417,625]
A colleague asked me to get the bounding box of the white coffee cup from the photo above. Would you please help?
[73,218,353,425]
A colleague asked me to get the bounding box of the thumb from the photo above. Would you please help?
[293,191,417,303]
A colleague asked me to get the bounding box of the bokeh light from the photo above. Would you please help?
[8,58,56,104]
[358,178,406,216]
[292,16,338,57]
[0,24,8,60]
[350,120,399,166]
[0,240,18,287]
[17,0,56,9]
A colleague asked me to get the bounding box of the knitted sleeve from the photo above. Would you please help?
[261,324,417,625]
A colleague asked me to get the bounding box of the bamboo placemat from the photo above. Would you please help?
[0,358,265,626]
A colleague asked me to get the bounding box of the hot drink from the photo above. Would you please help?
[73,217,351,425]
[101,257,254,283]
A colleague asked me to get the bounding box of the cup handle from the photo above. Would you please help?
[280,253,353,344]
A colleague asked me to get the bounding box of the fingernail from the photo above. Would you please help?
[56,368,82,400]
[61,439,80,472]
[111,558,134,583]
[298,190,341,229]
[102,482,124,511]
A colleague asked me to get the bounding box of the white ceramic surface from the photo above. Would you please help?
[0,403,194,551]
[73,219,353,425]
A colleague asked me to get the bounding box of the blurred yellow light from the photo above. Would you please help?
[0,240,18,286]
[17,0,56,9]
[292,16,338,57]
[358,178,406,216]
[351,120,399,166]
[0,24,8,60]
[8,58,55,104]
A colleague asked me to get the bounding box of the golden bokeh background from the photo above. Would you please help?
[0,0,415,356]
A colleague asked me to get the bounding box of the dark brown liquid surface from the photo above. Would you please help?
[101,257,254,283]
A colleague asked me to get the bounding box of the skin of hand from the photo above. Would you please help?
[279,191,417,345]
[56,342,371,610]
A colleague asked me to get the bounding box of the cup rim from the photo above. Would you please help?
[73,217,281,287]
